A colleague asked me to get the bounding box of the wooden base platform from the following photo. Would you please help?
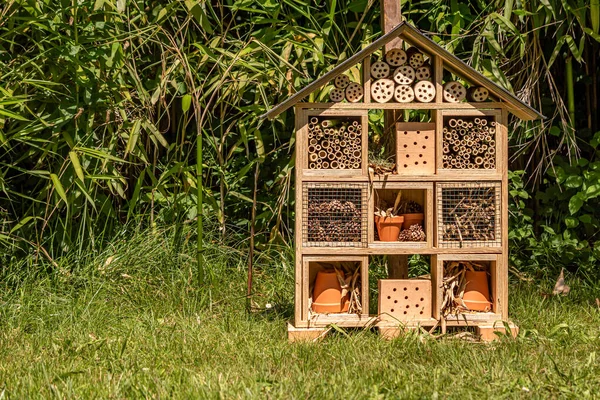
[288,319,518,343]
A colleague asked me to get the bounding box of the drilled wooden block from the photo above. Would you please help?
[396,122,435,175]
[378,279,432,321]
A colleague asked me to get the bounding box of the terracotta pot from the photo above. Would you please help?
[463,270,492,311]
[312,270,349,313]
[375,215,404,241]
[401,213,424,230]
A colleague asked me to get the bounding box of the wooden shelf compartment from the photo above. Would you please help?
[299,109,369,178]
[301,182,369,249]
[435,109,503,176]
[297,255,369,328]
[371,254,442,321]
[436,253,507,321]
[369,182,434,248]
[435,181,502,249]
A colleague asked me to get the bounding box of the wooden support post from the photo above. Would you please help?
[381,0,403,52]
[500,109,509,319]
[388,255,408,279]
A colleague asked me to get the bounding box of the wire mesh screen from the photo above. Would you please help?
[307,116,363,170]
[302,183,368,247]
[437,182,501,248]
[442,116,496,170]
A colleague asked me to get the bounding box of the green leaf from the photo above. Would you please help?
[182,95,192,113]
[579,214,593,224]
[125,119,141,156]
[10,216,38,234]
[568,193,584,214]
[565,216,579,228]
[69,151,85,181]
[50,174,68,206]
[142,120,168,148]
[564,175,583,188]
[0,108,29,121]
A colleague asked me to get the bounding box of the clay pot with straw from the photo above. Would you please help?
[312,270,349,313]
[462,270,492,311]
[375,191,405,241]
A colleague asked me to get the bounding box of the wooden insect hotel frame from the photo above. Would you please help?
[261,22,542,342]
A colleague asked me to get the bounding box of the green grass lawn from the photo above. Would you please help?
[1,230,599,398]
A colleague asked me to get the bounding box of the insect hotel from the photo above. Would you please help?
[261,22,542,341]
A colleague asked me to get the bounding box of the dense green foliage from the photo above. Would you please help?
[1,0,599,275]
[0,229,599,397]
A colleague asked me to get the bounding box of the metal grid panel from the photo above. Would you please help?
[437,182,501,248]
[302,183,368,247]
[442,116,496,169]
[307,116,363,170]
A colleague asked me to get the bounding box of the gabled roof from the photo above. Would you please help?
[260,22,543,121]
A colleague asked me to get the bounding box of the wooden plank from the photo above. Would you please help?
[434,110,443,179]
[307,313,377,328]
[500,109,509,320]
[362,58,371,103]
[288,323,327,342]
[294,111,307,327]
[361,113,369,177]
[435,253,498,261]
[361,255,369,316]
[301,247,503,256]
[431,254,441,319]
[299,174,504,183]
[434,55,443,103]
[296,102,509,111]
[426,185,434,249]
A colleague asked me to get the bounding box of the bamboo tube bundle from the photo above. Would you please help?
[442,116,497,169]
[414,81,436,102]
[345,82,364,103]
[307,118,362,170]
[443,81,467,103]
[371,79,395,103]
[371,61,391,79]
[392,65,415,85]
[385,48,407,66]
